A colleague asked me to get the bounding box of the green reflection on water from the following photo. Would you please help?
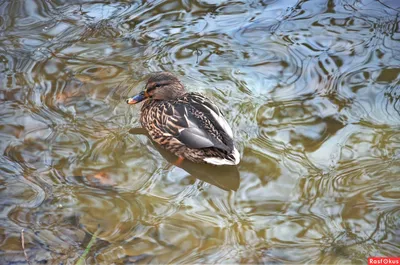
[0,0,399,264]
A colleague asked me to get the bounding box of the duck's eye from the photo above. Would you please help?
[155,84,161,88]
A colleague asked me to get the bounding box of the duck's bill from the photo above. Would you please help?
[126,91,146,104]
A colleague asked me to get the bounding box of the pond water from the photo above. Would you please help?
[1,0,399,264]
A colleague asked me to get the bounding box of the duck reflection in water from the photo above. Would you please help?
[129,128,240,191]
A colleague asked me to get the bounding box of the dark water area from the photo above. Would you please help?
[0,0,399,264]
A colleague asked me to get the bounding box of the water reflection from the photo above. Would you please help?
[129,127,241,191]
[0,0,400,264]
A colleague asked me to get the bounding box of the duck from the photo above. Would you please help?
[126,72,240,166]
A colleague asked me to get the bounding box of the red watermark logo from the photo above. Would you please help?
[369,257,400,265]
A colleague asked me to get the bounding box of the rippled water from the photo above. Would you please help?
[1,0,399,264]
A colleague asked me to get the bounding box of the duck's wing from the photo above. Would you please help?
[184,93,234,139]
[158,98,234,152]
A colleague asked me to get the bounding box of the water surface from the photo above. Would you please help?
[0,0,399,264]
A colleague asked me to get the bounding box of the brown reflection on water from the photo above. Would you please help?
[1,0,400,264]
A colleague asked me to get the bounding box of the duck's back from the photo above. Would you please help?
[140,92,239,165]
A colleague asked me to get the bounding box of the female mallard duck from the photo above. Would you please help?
[126,72,240,166]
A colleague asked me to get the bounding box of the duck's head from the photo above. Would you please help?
[126,72,186,104]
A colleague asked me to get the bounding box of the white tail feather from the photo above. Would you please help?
[203,147,240,165]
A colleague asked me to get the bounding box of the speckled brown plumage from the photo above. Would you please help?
[127,72,240,165]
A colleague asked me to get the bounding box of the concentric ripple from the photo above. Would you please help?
[0,0,399,264]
